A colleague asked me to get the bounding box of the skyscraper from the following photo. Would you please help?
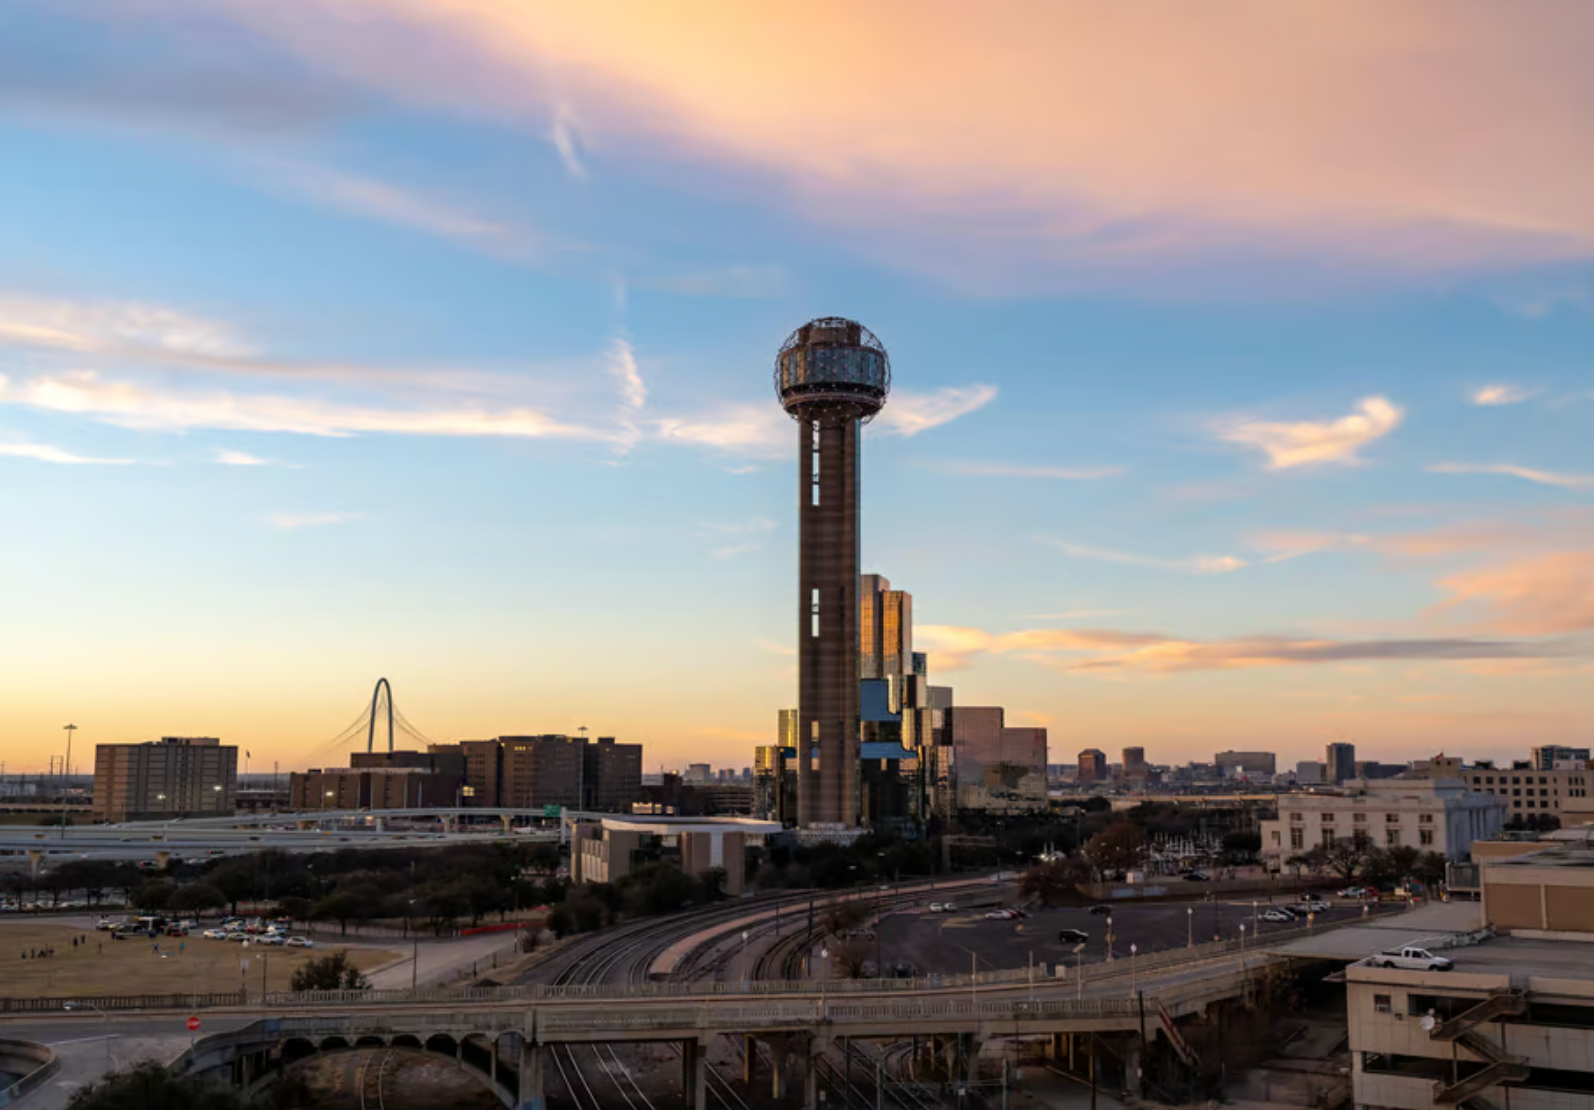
[775,318,891,829]
[1326,741,1356,784]
[1077,748,1108,785]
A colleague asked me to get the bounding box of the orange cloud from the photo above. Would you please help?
[193,1,1594,284]
[1436,552,1594,635]
[916,622,1583,676]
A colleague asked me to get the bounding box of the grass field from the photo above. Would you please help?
[0,922,399,998]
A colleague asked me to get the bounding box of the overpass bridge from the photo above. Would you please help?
[174,961,1268,1110]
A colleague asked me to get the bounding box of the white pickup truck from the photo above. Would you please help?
[1370,945,1453,971]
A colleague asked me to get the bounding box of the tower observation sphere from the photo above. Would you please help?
[775,317,889,831]
[775,317,891,423]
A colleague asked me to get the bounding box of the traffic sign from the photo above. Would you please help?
[186,1016,200,1032]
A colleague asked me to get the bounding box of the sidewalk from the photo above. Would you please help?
[365,932,520,990]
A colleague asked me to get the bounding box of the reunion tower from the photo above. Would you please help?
[775,318,891,828]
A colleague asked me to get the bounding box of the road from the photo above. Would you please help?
[12,1013,255,1110]
[878,896,1367,977]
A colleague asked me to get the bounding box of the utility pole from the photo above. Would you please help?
[60,724,76,839]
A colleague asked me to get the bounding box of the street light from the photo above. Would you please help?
[1106,916,1114,962]
[60,724,76,838]
[409,899,419,990]
[1239,922,1247,950]
[63,1001,114,1070]
[1072,943,1086,1001]
[1130,943,1138,994]
[1186,906,1193,949]
[741,929,750,987]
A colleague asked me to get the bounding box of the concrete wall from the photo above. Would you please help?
[0,1039,58,1108]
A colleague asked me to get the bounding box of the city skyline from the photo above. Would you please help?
[2,3,1592,771]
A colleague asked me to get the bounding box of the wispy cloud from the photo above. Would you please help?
[271,510,359,530]
[1023,608,1143,621]
[937,461,1121,480]
[1434,551,1594,636]
[1470,383,1537,406]
[0,296,252,359]
[0,371,615,442]
[1429,462,1593,491]
[1250,530,1373,563]
[917,621,1586,676]
[753,638,796,657]
[215,448,302,468]
[1218,396,1403,470]
[1040,538,1247,576]
[263,162,532,255]
[875,385,998,437]
[550,101,587,180]
[0,442,134,465]
[699,517,777,559]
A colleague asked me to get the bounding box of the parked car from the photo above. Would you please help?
[1370,945,1452,972]
[1291,900,1331,914]
[1182,871,1211,882]
[1260,909,1295,923]
[1088,905,1111,915]
[226,931,249,942]
[1339,886,1371,898]
[1058,928,1090,943]
[202,929,228,940]
[985,910,1015,920]
[285,937,315,948]
[95,918,119,931]
[254,933,285,946]
[166,925,188,937]
[927,902,945,913]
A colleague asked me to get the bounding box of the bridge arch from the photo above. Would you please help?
[366,677,395,753]
[245,1038,518,1109]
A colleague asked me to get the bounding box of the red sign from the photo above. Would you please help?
[186,1016,200,1032]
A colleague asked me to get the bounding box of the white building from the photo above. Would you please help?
[1261,778,1506,865]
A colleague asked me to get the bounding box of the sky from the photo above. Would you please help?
[1,1,1591,775]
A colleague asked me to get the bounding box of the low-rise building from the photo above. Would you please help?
[1261,777,1505,864]
[1348,845,1594,1110]
[569,816,781,896]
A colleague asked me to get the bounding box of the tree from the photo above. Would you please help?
[288,949,369,992]
[65,1061,258,1110]
[1414,851,1449,889]
[1083,822,1147,876]
[1020,859,1089,906]
[312,890,371,936]
[821,901,869,938]
[1318,834,1376,885]
[132,879,174,911]
[1221,831,1262,860]
[828,938,872,979]
[168,883,227,916]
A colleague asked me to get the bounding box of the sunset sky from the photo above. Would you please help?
[2,2,1591,774]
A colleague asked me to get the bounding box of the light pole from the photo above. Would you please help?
[1106,916,1114,962]
[1252,900,1259,934]
[409,899,419,990]
[60,724,76,838]
[1130,943,1138,994]
[1073,943,1086,1001]
[741,929,750,987]
[1239,922,1247,950]
[1186,906,1193,949]
[63,1002,114,1070]
[819,946,829,1014]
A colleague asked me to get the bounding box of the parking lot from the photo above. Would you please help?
[874,895,1365,978]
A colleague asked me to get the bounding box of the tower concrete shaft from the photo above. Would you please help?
[797,416,861,827]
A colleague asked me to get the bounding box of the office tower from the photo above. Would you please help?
[776,317,891,828]
[1077,748,1108,785]
[1296,760,1326,785]
[1532,746,1592,771]
[92,737,237,822]
[1214,750,1277,776]
[1122,747,1147,776]
[860,574,913,688]
[583,737,643,811]
[947,708,1047,813]
[1326,741,1356,784]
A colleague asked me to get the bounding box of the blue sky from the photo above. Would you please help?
[1,2,1590,773]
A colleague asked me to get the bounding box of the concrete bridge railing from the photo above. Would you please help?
[0,1039,60,1108]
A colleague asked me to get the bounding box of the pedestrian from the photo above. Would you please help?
[153,941,159,954]
[28,948,34,959]
[179,940,186,954]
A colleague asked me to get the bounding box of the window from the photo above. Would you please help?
[1419,813,1434,824]
[1271,831,1281,845]
[1290,812,1304,822]
[1386,829,1401,847]
[1386,813,1400,823]
[1512,776,1520,785]
[1527,800,1537,808]
[1420,830,1435,846]
[1322,812,1335,823]
[1291,828,1304,850]
[1487,776,1495,785]
[1374,994,1393,1014]
[1353,812,1367,823]
[1320,828,1334,847]
[1540,777,1549,785]
[1513,788,1521,796]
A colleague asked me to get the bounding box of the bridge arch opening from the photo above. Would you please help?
[256,1045,514,1110]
